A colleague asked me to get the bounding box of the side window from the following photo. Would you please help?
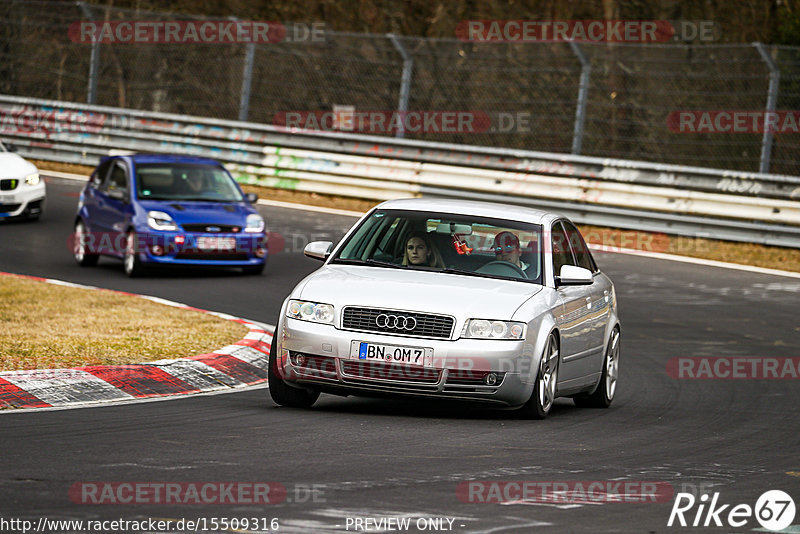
[562,221,597,272]
[551,222,576,276]
[102,163,128,196]
[90,159,112,187]
[375,218,403,258]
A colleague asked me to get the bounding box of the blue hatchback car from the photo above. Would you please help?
[73,154,267,276]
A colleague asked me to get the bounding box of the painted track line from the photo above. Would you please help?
[588,244,800,279]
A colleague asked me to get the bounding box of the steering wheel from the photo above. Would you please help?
[476,260,528,279]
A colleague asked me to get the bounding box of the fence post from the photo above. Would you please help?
[388,34,413,138]
[753,42,780,174]
[239,41,256,122]
[78,2,100,105]
[569,42,591,155]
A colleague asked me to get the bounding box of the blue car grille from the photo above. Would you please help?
[181,223,241,233]
[174,252,249,261]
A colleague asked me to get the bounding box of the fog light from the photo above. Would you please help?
[484,373,498,386]
[255,246,267,258]
[150,245,164,256]
[291,353,307,367]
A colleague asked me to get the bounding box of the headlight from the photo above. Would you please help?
[147,210,178,231]
[286,300,335,324]
[463,319,525,340]
[25,172,39,185]
[245,213,265,233]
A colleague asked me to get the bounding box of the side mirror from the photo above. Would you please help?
[245,192,258,204]
[304,241,333,261]
[556,265,593,286]
[107,188,126,202]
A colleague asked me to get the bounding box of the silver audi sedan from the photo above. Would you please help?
[269,198,620,418]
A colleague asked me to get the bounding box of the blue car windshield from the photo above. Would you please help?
[135,163,244,202]
[332,209,544,284]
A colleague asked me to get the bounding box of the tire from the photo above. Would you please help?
[268,332,320,408]
[574,327,620,408]
[519,332,559,419]
[123,230,146,277]
[73,220,99,266]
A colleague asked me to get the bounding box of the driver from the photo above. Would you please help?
[184,169,206,194]
[493,231,530,272]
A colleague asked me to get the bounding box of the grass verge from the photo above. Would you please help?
[0,275,249,372]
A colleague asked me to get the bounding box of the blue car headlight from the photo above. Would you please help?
[147,210,178,231]
[245,213,265,233]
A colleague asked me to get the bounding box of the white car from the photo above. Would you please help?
[0,141,45,221]
[269,198,620,419]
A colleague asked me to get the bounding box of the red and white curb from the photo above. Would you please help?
[0,272,273,410]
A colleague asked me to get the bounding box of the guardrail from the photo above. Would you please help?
[2,94,800,248]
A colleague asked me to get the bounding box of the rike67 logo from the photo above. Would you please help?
[668,490,796,531]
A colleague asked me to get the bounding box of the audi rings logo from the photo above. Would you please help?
[376,313,417,330]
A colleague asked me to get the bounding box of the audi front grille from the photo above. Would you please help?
[340,360,441,384]
[341,306,455,339]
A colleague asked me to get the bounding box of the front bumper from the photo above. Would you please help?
[133,231,267,267]
[276,317,537,407]
[0,181,45,218]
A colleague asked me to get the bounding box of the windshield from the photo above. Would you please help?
[135,163,244,202]
[332,209,543,284]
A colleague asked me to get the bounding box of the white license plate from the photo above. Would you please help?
[350,341,433,367]
[0,195,17,204]
[196,236,236,251]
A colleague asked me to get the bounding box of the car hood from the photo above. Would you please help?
[0,153,37,179]
[137,200,253,226]
[298,264,543,320]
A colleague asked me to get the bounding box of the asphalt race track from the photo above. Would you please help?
[0,175,798,533]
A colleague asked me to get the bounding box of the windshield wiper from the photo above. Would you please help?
[440,267,532,283]
[331,258,403,269]
[440,267,495,279]
[176,197,234,203]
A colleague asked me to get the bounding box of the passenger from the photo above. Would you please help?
[493,231,531,272]
[402,232,445,268]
